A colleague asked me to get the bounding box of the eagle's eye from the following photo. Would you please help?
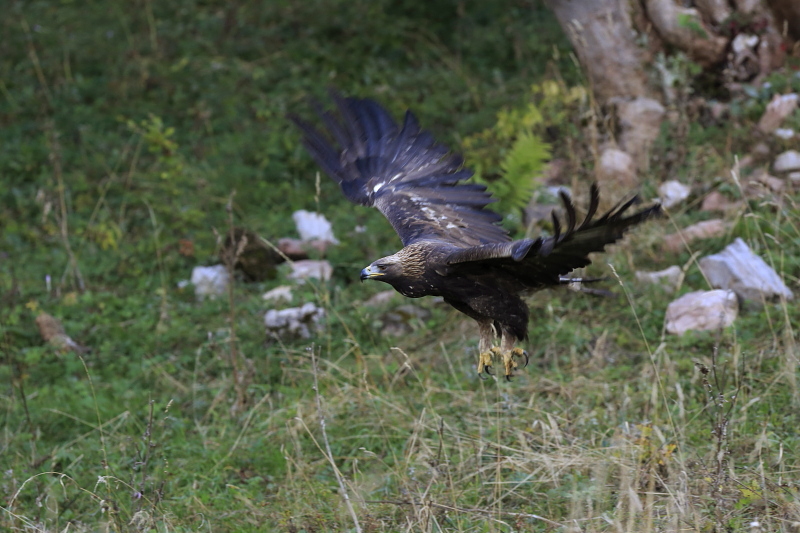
[377,264,387,271]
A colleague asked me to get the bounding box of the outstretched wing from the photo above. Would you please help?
[444,184,661,287]
[291,93,509,247]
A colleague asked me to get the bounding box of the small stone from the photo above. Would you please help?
[774,128,795,140]
[755,172,785,193]
[658,180,691,209]
[595,148,637,189]
[293,210,339,244]
[663,219,729,253]
[635,265,682,292]
[287,260,333,283]
[263,285,293,303]
[699,238,793,303]
[774,150,800,172]
[701,191,739,213]
[752,143,771,157]
[743,169,785,198]
[757,93,798,133]
[616,98,666,168]
[191,265,230,300]
[278,238,330,259]
[665,290,738,335]
[264,302,325,340]
[731,33,758,54]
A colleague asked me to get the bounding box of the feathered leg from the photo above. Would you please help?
[476,319,496,377]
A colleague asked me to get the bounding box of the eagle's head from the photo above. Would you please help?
[360,255,403,285]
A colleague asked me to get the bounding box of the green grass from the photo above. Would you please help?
[3,1,800,531]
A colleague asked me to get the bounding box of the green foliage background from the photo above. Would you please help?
[2,1,800,531]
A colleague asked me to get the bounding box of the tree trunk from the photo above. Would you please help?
[547,0,652,104]
[546,0,796,177]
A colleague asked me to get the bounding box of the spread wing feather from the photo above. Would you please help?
[445,184,662,287]
[291,93,509,247]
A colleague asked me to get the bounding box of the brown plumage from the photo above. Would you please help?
[291,93,661,379]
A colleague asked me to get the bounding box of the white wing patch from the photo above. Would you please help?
[373,182,384,193]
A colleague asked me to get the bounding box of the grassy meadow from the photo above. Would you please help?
[2,1,800,531]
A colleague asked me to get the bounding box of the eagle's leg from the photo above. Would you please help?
[499,332,528,380]
[476,320,496,376]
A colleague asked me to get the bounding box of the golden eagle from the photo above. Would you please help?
[292,94,660,379]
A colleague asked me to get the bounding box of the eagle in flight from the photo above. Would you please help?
[292,94,660,379]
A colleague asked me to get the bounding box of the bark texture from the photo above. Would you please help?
[644,0,728,66]
[547,0,651,104]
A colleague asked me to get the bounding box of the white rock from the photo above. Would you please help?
[292,210,339,244]
[757,93,798,133]
[731,33,758,54]
[190,265,229,300]
[595,148,637,189]
[264,302,325,340]
[287,260,333,283]
[658,180,691,209]
[699,238,793,303]
[616,98,666,168]
[635,265,682,292]
[774,128,795,140]
[665,290,738,335]
[774,150,800,172]
[663,219,729,253]
[262,285,293,303]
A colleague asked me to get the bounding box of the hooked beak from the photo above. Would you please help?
[360,265,382,282]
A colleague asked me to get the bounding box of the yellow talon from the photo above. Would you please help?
[479,347,527,379]
[477,348,495,375]
[502,348,528,379]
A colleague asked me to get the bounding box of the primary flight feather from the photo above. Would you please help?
[292,93,661,379]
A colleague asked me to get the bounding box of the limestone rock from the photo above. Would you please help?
[616,98,666,168]
[699,238,793,303]
[596,148,637,189]
[292,210,339,244]
[262,285,293,303]
[701,191,739,213]
[665,290,738,335]
[664,219,728,253]
[277,238,330,259]
[658,180,691,209]
[635,265,682,292]
[287,260,333,283]
[191,265,230,300]
[774,150,800,173]
[749,171,784,194]
[757,93,798,133]
[264,302,325,340]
